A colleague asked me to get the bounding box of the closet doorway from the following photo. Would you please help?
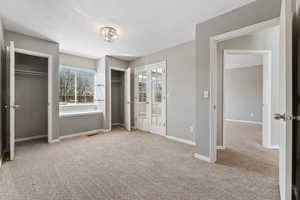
[5,41,53,161]
[109,67,131,131]
[134,61,166,136]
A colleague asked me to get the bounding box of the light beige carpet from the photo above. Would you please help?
[218,122,279,178]
[0,125,279,200]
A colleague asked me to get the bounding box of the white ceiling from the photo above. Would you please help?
[224,54,263,69]
[0,0,255,60]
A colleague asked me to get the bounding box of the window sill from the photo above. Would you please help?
[59,111,102,118]
[59,103,97,107]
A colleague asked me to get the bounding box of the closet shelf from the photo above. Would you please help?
[15,69,47,76]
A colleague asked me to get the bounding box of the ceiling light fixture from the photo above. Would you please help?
[100,26,119,42]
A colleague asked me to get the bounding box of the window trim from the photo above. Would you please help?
[59,65,96,105]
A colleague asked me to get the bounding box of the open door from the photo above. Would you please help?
[149,62,166,136]
[135,68,149,132]
[6,41,16,161]
[124,68,131,131]
[273,0,294,199]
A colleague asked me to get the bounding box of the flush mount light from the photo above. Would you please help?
[100,26,119,42]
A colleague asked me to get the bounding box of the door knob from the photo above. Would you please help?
[273,113,294,121]
[4,105,21,109]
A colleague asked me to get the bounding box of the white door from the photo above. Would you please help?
[124,68,131,131]
[8,41,16,161]
[135,68,149,131]
[135,62,167,135]
[274,0,294,199]
[149,63,166,136]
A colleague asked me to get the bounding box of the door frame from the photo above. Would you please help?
[209,17,279,163]
[108,66,129,131]
[222,49,272,149]
[13,48,53,144]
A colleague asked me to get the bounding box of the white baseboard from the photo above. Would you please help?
[268,145,280,149]
[225,119,262,125]
[49,139,60,144]
[165,135,196,146]
[59,129,107,140]
[48,129,110,143]
[194,153,213,163]
[16,135,47,143]
[217,146,226,150]
[112,123,122,126]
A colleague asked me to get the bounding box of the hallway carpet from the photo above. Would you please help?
[0,126,279,200]
[218,121,278,178]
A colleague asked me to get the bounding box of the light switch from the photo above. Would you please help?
[204,91,209,98]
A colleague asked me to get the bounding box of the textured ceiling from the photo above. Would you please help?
[0,0,255,59]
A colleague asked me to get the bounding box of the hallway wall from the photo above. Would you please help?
[217,26,280,147]
[224,65,263,123]
[195,0,281,157]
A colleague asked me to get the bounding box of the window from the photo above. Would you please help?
[59,67,95,104]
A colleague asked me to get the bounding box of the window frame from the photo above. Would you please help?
[59,65,96,106]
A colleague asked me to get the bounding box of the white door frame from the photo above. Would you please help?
[108,66,128,131]
[209,17,279,163]
[14,48,53,144]
[222,49,272,149]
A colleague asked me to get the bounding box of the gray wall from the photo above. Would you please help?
[60,53,96,70]
[59,114,103,136]
[130,41,196,142]
[217,27,280,146]
[195,0,281,157]
[0,17,4,157]
[58,53,104,136]
[5,31,59,145]
[4,31,60,142]
[224,65,263,122]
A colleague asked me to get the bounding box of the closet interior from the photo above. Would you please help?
[15,52,48,142]
[111,70,125,127]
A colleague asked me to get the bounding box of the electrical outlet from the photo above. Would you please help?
[250,112,254,117]
[189,126,194,133]
[203,91,209,98]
